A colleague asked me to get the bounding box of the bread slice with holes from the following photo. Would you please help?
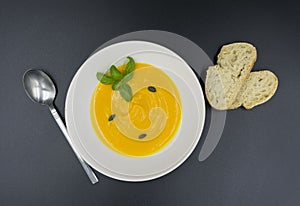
[229,70,278,109]
[205,42,257,110]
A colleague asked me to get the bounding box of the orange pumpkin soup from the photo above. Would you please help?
[91,63,181,157]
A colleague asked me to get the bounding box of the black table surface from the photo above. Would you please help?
[1,0,300,205]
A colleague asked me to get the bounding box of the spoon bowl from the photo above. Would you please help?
[23,70,56,106]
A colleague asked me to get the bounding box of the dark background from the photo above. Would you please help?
[1,0,300,205]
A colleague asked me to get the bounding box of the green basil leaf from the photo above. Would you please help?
[124,56,135,76]
[119,84,132,102]
[110,65,123,80]
[121,72,133,83]
[96,72,105,81]
[112,81,122,90]
[96,72,115,84]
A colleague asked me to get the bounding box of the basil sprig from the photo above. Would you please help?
[96,57,135,102]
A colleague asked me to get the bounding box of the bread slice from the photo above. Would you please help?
[205,65,227,109]
[205,42,257,110]
[233,70,278,109]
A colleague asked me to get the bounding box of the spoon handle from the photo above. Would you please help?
[48,105,98,184]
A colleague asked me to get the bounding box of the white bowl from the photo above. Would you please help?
[65,41,205,181]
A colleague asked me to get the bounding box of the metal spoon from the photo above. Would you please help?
[23,69,98,184]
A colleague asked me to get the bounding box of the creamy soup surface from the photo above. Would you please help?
[91,63,182,157]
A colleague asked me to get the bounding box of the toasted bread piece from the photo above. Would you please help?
[205,65,227,109]
[205,42,257,110]
[241,70,278,109]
